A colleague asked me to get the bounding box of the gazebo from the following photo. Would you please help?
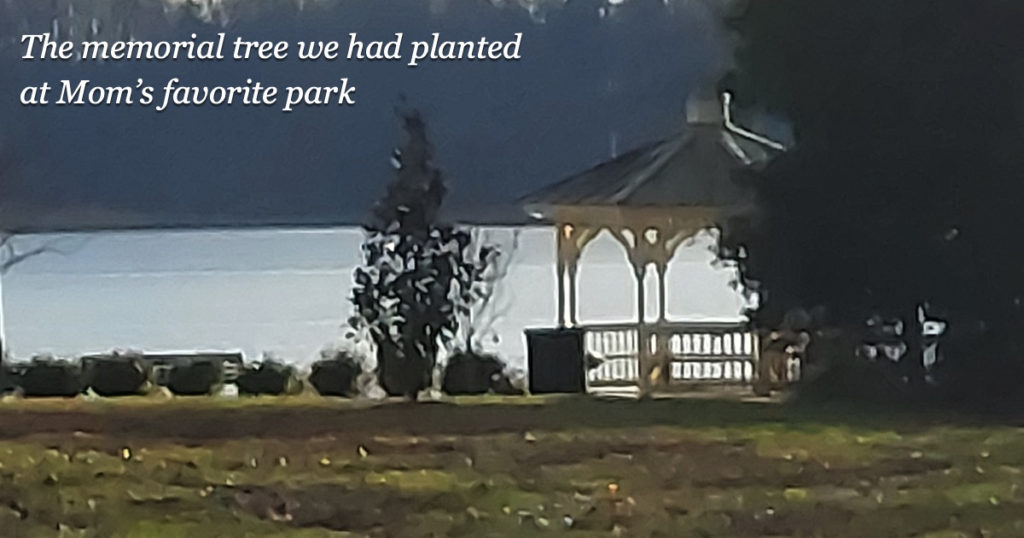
[521,89,783,394]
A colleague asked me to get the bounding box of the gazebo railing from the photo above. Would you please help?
[582,322,781,386]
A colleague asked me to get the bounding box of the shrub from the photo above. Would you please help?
[236,359,300,396]
[167,360,222,396]
[19,356,84,398]
[376,340,432,398]
[84,353,149,397]
[927,332,1024,413]
[494,367,527,396]
[442,352,522,396]
[0,362,18,394]
[309,352,362,397]
[792,330,913,406]
[794,355,913,406]
[0,352,19,394]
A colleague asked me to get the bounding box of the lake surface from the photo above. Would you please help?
[0,227,749,368]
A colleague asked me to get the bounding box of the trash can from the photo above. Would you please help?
[525,327,586,394]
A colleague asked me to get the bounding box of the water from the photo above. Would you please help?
[0,226,750,369]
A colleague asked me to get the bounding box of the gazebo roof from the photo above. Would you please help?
[521,124,773,212]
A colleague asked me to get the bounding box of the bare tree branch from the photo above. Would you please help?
[0,232,75,274]
[454,228,521,354]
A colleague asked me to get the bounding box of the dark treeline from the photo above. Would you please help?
[721,1,1024,407]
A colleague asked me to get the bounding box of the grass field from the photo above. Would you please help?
[1,395,1023,537]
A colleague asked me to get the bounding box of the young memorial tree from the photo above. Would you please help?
[351,110,496,399]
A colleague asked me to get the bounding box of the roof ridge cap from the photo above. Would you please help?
[608,135,687,204]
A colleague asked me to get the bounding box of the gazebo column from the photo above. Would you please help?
[567,262,580,326]
[649,226,704,387]
[555,222,596,328]
[555,228,568,327]
[655,261,668,322]
[632,262,653,396]
[608,226,657,396]
[653,261,671,387]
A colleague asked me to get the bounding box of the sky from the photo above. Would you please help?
[0,0,729,231]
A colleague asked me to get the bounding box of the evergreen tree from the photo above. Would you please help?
[351,110,493,399]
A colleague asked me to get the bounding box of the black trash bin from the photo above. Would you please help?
[525,327,586,394]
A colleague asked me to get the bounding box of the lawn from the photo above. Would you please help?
[0,395,1023,537]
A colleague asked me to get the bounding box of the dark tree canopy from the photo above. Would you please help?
[721,1,1024,398]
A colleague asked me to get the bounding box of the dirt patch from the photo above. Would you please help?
[695,455,953,490]
[725,503,858,536]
